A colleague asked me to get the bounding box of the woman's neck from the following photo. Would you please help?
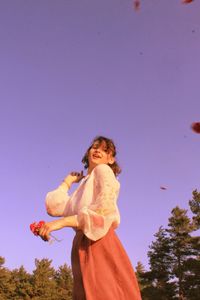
[87,164,97,175]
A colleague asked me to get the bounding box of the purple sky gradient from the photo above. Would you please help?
[1,0,200,273]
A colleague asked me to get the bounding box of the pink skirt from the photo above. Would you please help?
[71,227,142,300]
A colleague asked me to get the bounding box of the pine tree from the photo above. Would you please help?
[167,206,194,300]
[32,258,57,300]
[189,189,200,230]
[182,239,200,300]
[184,189,200,299]
[54,263,73,300]
[141,227,176,300]
[11,265,33,299]
[0,256,15,299]
[135,261,147,292]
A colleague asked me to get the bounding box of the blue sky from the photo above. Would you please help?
[0,0,200,272]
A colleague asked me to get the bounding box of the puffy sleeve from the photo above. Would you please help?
[77,164,120,241]
[45,184,70,217]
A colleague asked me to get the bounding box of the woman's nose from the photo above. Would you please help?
[94,149,101,154]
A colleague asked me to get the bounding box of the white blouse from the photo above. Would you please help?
[45,164,121,241]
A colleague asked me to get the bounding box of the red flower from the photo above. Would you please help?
[30,220,62,242]
[30,221,45,236]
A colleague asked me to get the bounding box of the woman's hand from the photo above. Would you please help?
[38,216,79,241]
[63,170,85,188]
[39,219,64,242]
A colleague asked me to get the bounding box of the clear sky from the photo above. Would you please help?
[1,0,200,273]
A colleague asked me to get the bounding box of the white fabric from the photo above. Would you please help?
[45,164,120,241]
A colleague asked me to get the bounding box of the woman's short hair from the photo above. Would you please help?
[81,136,121,176]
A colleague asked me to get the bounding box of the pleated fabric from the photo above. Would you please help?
[71,227,142,300]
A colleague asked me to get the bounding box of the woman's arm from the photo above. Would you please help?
[41,171,84,240]
[45,171,84,216]
[39,215,79,241]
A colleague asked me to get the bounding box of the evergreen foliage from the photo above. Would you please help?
[11,266,33,299]
[54,263,73,300]
[167,206,195,299]
[0,256,15,299]
[0,257,73,300]
[139,227,176,300]
[189,189,200,229]
[138,190,200,300]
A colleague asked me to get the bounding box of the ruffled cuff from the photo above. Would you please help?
[77,206,119,241]
[45,186,70,217]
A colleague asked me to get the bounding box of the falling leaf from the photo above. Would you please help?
[133,0,140,11]
[182,0,194,4]
[191,122,200,134]
[160,186,167,190]
[132,0,193,11]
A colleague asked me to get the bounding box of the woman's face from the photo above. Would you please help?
[88,140,115,170]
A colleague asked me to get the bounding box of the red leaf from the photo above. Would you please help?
[160,186,167,190]
[133,0,140,11]
[191,122,200,134]
[182,0,194,4]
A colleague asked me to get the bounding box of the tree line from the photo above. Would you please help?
[136,189,200,300]
[0,258,73,300]
[1,190,199,299]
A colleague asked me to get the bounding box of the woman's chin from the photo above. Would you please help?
[88,161,102,171]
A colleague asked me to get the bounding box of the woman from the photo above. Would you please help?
[39,136,142,300]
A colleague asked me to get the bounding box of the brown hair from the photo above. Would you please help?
[81,136,121,176]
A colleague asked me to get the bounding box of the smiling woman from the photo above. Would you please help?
[81,136,121,176]
[39,136,142,300]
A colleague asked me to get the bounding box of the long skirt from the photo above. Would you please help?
[71,227,142,300]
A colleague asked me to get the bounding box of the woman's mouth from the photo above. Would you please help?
[92,154,101,159]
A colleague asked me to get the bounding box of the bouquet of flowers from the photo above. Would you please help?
[30,221,45,236]
[30,220,62,243]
